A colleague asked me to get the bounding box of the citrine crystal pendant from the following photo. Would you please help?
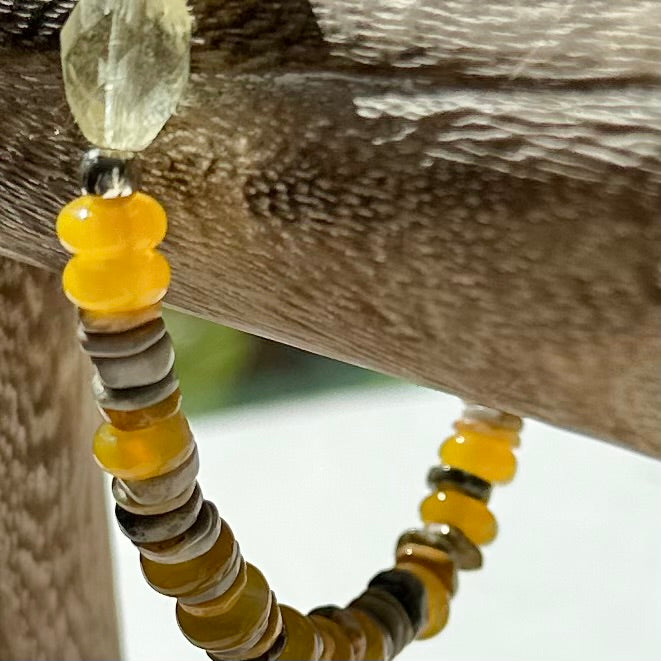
[61,0,192,152]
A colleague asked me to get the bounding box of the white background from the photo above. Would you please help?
[108,386,661,661]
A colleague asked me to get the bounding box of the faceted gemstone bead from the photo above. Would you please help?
[395,543,458,595]
[278,606,322,661]
[56,193,166,257]
[60,0,192,151]
[308,607,366,661]
[101,388,182,430]
[176,564,272,651]
[346,607,393,661]
[141,518,236,597]
[420,490,497,546]
[63,250,170,312]
[92,410,193,480]
[309,614,354,661]
[395,562,449,639]
[439,431,516,484]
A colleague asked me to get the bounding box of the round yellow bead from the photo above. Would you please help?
[420,489,497,546]
[92,411,193,480]
[56,193,167,257]
[62,250,170,312]
[440,431,517,483]
[454,420,520,447]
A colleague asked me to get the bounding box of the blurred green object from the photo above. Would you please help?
[164,308,394,416]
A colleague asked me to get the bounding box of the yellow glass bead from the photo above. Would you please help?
[176,564,272,651]
[310,614,355,661]
[101,389,182,430]
[420,489,497,546]
[62,250,170,313]
[93,410,193,480]
[142,521,236,597]
[440,431,517,483]
[396,543,457,595]
[348,608,392,661]
[178,560,247,617]
[278,606,322,661]
[57,193,167,257]
[454,420,520,447]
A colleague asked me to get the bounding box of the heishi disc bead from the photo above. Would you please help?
[120,445,199,505]
[62,250,169,313]
[93,369,180,412]
[368,569,427,635]
[277,605,323,661]
[346,607,393,661]
[139,500,221,565]
[309,614,354,661]
[420,489,497,546]
[440,430,517,483]
[142,517,236,597]
[308,607,367,661]
[176,564,272,651]
[93,410,193,480]
[78,317,166,358]
[116,483,203,544]
[56,193,167,257]
[397,525,482,571]
[112,478,195,516]
[426,464,492,503]
[394,562,449,639]
[395,543,458,596]
[101,388,182,430]
[79,303,162,334]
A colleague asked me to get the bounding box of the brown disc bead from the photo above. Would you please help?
[309,613,354,661]
[309,615,335,661]
[396,542,458,596]
[176,564,272,652]
[309,607,367,660]
[278,606,323,661]
[141,518,236,597]
[347,608,393,661]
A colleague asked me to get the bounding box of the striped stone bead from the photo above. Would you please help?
[368,569,426,636]
[277,606,323,661]
[112,477,196,516]
[426,465,492,503]
[309,613,354,661]
[78,317,166,357]
[397,525,482,571]
[346,608,393,661]
[93,368,179,411]
[308,607,366,661]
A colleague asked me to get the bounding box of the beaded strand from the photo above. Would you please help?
[55,151,522,660]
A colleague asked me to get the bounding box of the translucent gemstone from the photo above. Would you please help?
[60,0,192,151]
[439,432,517,483]
[278,606,323,661]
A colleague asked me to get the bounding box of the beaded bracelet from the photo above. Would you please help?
[55,2,523,659]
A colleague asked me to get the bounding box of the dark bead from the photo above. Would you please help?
[308,606,367,660]
[368,569,426,635]
[396,524,482,571]
[115,483,203,543]
[427,464,492,502]
[80,148,141,198]
[349,587,414,656]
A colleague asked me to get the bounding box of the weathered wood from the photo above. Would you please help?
[0,1,659,456]
[0,257,120,660]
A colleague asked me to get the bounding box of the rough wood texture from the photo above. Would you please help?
[0,257,120,660]
[0,1,659,455]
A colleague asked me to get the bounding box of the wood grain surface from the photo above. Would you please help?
[0,257,119,660]
[0,1,659,456]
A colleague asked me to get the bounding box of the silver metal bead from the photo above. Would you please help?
[396,524,482,571]
[79,318,166,358]
[115,483,203,544]
[138,501,222,564]
[92,367,179,411]
[426,465,492,502]
[120,445,199,505]
[112,478,196,516]
[92,333,175,389]
[79,304,162,334]
[80,148,141,198]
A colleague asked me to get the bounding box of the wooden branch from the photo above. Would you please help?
[0,257,120,660]
[0,1,659,455]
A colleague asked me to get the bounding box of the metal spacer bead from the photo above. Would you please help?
[426,465,492,503]
[80,148,141,198]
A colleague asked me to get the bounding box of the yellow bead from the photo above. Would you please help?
[176,564,272,651]
[310,614,355,661]
[278,606,323,661]
[396,543,457,595]
[62,250,170,313]
[101,389,182,430]
[93,410,193,480]
[178,560,247,617]
[348,609,392,661]
[454,420,520,447]
[57,193,167,257]
[420,490,497,546]
[440,431,517,483]
[226,597,282,661]
[142,520,236,597]
[396,561,449,639]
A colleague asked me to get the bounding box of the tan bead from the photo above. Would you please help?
[278,606,323,661]
[309,614,355,661]
[176,564,272,651]
[348,608,393,661]
[310,615,335,661]
[396,543,458,595]
[309,607,366,661]
[178,559,247,617]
